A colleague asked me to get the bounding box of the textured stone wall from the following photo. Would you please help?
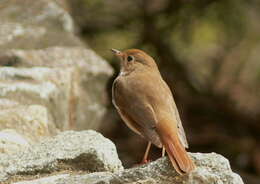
[0,0,113,155]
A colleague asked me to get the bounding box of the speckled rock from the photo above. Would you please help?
[0,0,82,49]
[94,152,244,184]
[0,130,123,183]
[0,129,29,155]
[0,66,78,130]
[0,47,113,130]
[0,0,114,131]
[0,104,56,144]
[5,152,244,184]
[13,174,70,184]
[0,98,20,109]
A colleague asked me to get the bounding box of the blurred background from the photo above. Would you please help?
[67,0,260,183]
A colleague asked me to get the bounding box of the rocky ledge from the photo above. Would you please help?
[0,130,244,184]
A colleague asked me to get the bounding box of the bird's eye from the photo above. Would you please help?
[127,55,134,62]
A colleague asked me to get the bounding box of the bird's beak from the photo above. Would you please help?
[111,49,123,58]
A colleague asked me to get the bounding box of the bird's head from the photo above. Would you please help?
[111,48,158,75]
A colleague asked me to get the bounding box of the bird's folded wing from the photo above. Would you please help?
[160,79,189,148]
[172,100,189,148]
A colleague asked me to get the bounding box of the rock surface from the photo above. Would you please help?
[0,66,73,130]
[0,131,243,184]
[0,129,29,155]
[0,0,113,131]
[0,130,123,183]
[0,104,56,143]
[0,0,82,49]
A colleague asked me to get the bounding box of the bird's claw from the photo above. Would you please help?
[140,159,151,165]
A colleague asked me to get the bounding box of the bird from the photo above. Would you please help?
[111,48,195,175]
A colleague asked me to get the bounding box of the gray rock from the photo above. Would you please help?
[0,0,82,49]
[0,47,113,130]
[0,130,123,183]
[0,66,77,130]
[98,152,244,184]
[0,104,57,144]
[0,0,114,132]
[0,129,30,155]
[8,152,244,184]
[0,98,20,109]
[14,174,70,184]
[0,0,73,32]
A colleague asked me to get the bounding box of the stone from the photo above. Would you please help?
[0,66,76,130]
[13,174,70,184]
[28,154,244,183]
[104,152,243,184]
[0,129,29,155]
[0,98,20,109]
[0,130,123,183]
[1,137,244,184]
[0,104,56,143]
[0,0,83,49]
[0,0,114,131]
[0,47,113,130]
[60,153,243,184]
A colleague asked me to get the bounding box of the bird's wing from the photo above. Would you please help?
[160,79,189,148]
[112,77,162,148]
[171,99,189,148]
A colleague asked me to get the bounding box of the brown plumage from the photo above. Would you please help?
[111,48,195,174]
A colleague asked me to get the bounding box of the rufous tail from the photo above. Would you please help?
[157,122,196,175]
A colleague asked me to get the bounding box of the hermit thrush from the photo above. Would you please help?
[111,49,195,174]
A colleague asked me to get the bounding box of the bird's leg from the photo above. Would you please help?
[162,146,165,157]
[141,141,152,164]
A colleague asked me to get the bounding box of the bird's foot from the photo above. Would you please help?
[133,159,151,167]
[141,159,151,164]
